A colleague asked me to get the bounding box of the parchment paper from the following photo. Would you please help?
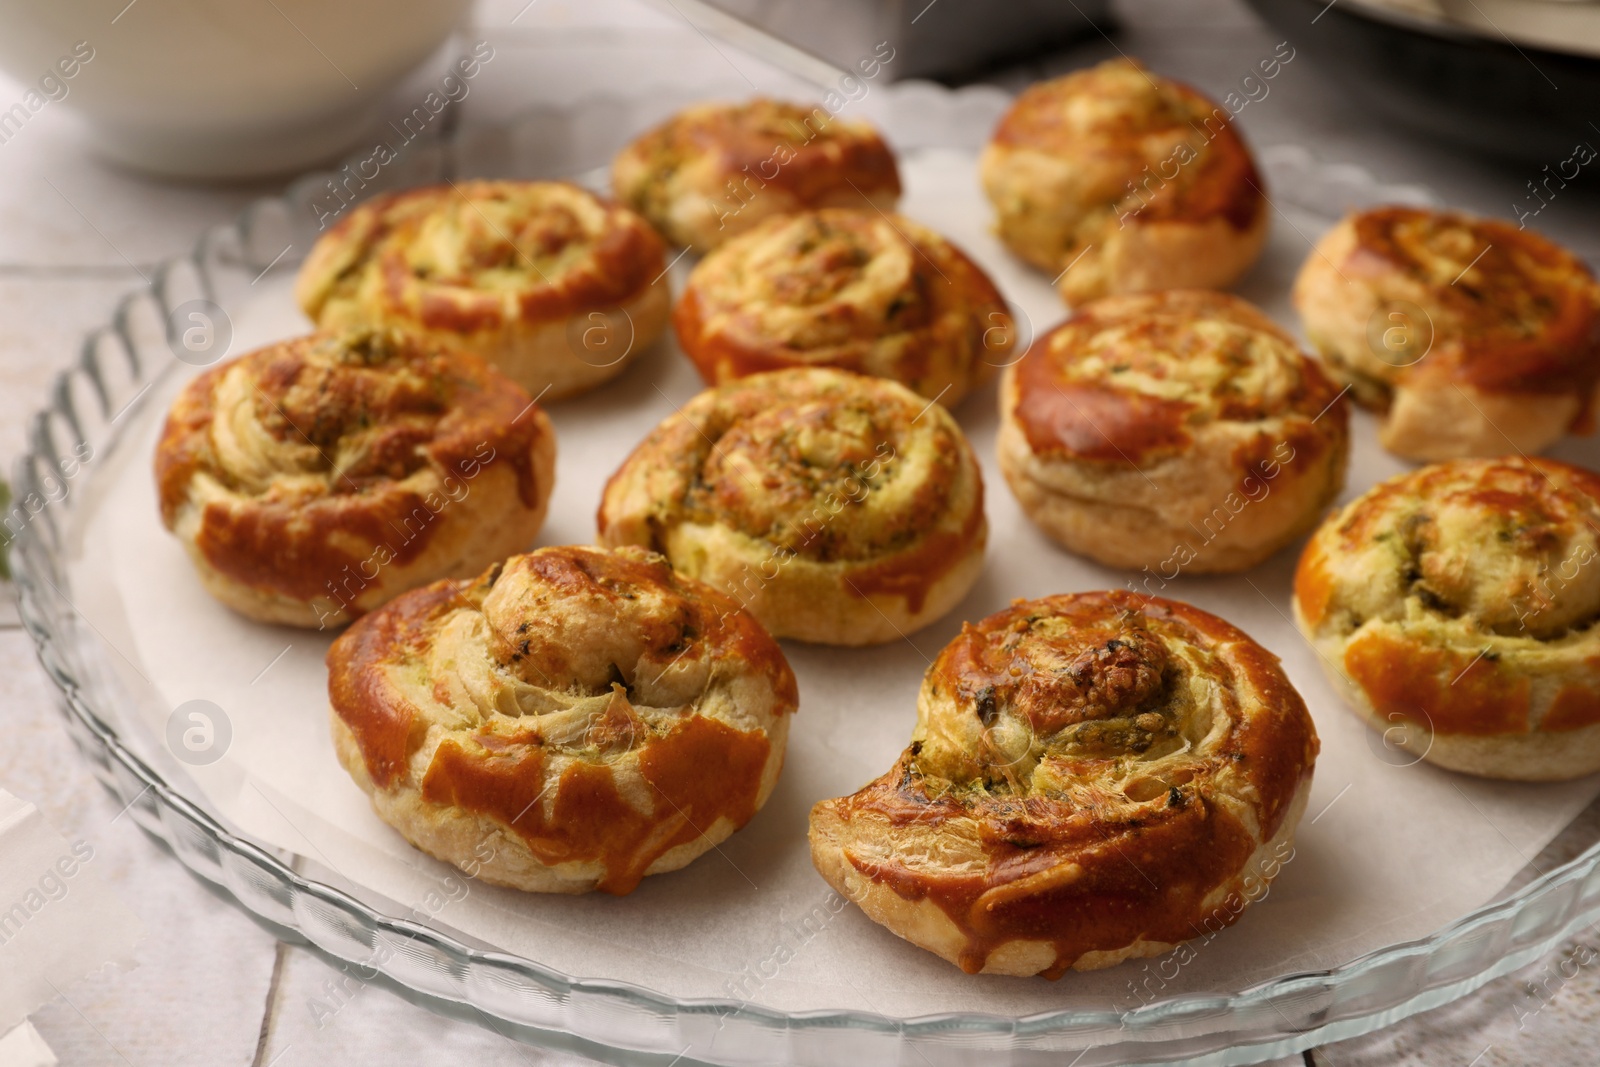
[69,150,1600,1018]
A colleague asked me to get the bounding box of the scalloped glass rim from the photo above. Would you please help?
[8,84,1599,1066]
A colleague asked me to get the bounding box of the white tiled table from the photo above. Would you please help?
[1,1,1596,1063]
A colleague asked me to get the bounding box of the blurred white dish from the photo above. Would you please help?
[1438,0,1600,58]
[0,0,472,179]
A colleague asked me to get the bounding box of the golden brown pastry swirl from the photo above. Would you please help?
[1292,206,1600,460]
[809,590,1318,976]
[598,367,987,645]
[980,58,1268,304]
[1295,456,1600,779]
[674,208,1013,404]
[328,545,798,894]
[999,290,1349,573]
[295,180,669,400]
[155,327,555,628]
[612,98,902,252]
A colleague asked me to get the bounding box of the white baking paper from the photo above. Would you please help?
[68,150,1600,1017]
[0,1021,57,1067]
[0,790,143,1035]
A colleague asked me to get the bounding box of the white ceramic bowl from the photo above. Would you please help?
[1437,0,1600,58]
[0,0,473,179]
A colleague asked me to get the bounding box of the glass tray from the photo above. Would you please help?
[12,82,1600,1066]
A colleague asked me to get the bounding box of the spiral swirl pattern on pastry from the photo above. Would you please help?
[328,545,798,894]
[1295,456,1600,780]
[612,98,902,252]
[598,367,987,645]
[1293,206,1600,460]
[999,290,1349,573]
[809,590,1317,976]
[674,208,1014,404]
[295,180,670,400]
[979,58,1268,305]
[156,327,556,628]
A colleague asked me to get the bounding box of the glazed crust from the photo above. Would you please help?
[809,590,1317,977]
[295,180,670,401]
[673,208,1014,405]
[327,545,798,894]
[155,328,557,628]
[1292,206,1600,461]
[1294,456,1600,780]
[998,290,1349,574]
[979,58,1268,305]
[612,98,902,253]
[596,368,987,646]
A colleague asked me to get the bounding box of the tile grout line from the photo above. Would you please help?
[249,838,297,1067]
[0,263,156,277]
[250,919,294,1066]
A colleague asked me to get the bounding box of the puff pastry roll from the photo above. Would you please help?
[1293,205,1600,461]
[1295,456,1600,780]
[980,58,1268,305]
[674,208,1013,405]
[156,327,555,628]
[811,590,1317,976]
[598,367,986,645]
[612,98,901,252]
[329,545,798,893]
[999,290,1348,574]
[296,180,670,400]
